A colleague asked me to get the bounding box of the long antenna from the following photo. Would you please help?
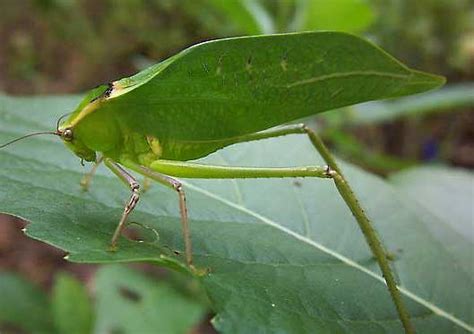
[0,131,59,149]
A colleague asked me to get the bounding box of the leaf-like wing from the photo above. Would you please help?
[101,32,444,144]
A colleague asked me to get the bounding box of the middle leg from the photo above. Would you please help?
[123,160,331,268]
[123,161,192,267]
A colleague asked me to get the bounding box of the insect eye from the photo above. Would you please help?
[62,128,74,142]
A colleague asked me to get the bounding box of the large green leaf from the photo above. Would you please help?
[94,265,206,334]
[390,166,474,243]
[0,95,472,333]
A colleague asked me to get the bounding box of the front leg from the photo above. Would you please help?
[80,155,104,191]
[104,158,140,250]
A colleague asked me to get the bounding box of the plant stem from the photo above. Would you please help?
[304,126,414,334]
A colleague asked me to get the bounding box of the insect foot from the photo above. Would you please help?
[190,264,210,277]
[324,165,335,178]
[80,175,91,191]
[80,156,104,191]
[108,244,118,252]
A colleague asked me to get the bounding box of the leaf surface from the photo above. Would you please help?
[51,273,94,334]
[390,166,474,243]
[297,0,375,33]
[93,265,206,334]
[0,95,472,333]
[205,0,274,34]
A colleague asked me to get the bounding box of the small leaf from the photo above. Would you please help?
[205,0,275,34]
[0,272,54,333]
[93,265,206,334]
[51,272,94,334]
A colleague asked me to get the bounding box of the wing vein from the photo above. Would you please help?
[287,71,409,88]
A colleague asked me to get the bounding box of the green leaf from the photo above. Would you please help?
[51,272,94,334]
[205,0,274,35]
[390,166,474,243]
[294,0,375,33]
[93,265,206,334]
[0,95,472,333]
[0,272,54,333]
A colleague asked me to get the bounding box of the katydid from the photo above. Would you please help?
[1,32,445,333]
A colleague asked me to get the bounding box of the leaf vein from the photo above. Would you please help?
[182,180,474,332]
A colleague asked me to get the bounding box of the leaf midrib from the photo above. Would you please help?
[209,267,433,326]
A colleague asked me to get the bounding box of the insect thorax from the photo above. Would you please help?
[118,132,162,166]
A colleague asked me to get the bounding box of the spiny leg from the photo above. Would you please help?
[143,161,331,272]
[103,158,140,250]
[203,123,414,334]
[269,125,413,333]
[123,162,192,267]
[80,155,104,191]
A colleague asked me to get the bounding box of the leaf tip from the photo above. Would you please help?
[395,70,446,97]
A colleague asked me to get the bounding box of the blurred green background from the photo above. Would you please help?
[0,0,473,333]
[1,0,473,169]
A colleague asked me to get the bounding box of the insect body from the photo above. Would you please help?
[5,32,445,334]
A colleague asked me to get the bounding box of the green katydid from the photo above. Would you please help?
[0,32,445,333]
